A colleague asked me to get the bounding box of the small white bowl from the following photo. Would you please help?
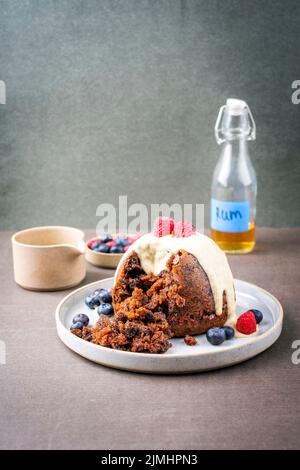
[85,237,123,269]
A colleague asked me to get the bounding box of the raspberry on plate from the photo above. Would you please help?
[153,217,175,237]
[236,311,257,335]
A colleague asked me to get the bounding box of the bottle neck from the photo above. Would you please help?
[223,137,248,155]
[221,138,252,168]
[217,136,255,189]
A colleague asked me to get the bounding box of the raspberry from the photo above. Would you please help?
[236,311,257,335]
[173,221,196,237]
[87,238,99,249]
[106,240,116,248]
[153,217,175,237]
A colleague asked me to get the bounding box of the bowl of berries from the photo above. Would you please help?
[85,233,141,268]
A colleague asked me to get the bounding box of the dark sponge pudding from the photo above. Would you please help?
[113,250,229,338]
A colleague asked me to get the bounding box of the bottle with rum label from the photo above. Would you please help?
[211,98,257,254]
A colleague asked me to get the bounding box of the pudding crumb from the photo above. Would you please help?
[184,335,197,346]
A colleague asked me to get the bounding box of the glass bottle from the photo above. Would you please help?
[210,98,257,254]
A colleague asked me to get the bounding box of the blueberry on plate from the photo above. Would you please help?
[110,245,124,254]
[95,243,110,253]
[93,288,103,295]
[92,288,105,301]
[99,289,112,304]
[100,234,113,243]
[72,313,89,326]
[249,309,263,324]
[97,303,114,316]
[206,327,226,346]
[85,294,100,309]
[70,321,84,330]
[222,326,235,340]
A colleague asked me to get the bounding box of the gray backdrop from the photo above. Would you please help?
[0,0,299,231]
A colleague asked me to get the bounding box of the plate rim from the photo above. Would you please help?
[55,277,283,359]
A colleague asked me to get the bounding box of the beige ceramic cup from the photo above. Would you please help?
[12,226,86,291]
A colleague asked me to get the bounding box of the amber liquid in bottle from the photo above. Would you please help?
[211,222,255,254]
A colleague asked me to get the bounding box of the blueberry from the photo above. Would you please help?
[115,236,129,246]
[93,288,103,296]
[222,326,235,340]
[250,309,263,324]
[100,234,113,243]
[99,289,112,304]
[72,313,89,326]
[110,245,124,254]
[85,294,100,309]
[95,243,110,253]
[206,327,226,346]
[97,303,114,316]
[70,321,84,330]
[91,241,101,250]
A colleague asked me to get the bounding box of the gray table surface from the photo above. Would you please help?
[0,229,299,450]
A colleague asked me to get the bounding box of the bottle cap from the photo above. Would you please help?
[215,98,256,144]
[226,98,247,116]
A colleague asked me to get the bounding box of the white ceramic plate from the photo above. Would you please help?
[55,278,283,374]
